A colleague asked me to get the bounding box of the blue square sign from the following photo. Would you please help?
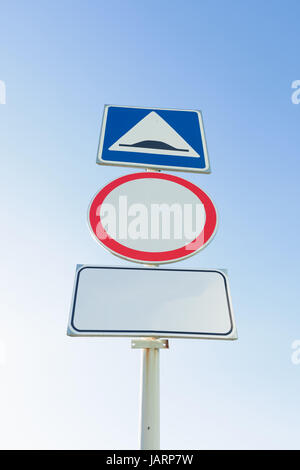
[97,105,210,173]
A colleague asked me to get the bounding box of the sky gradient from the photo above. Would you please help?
[0,0,300,449]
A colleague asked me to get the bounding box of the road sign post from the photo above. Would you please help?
[68,265,237,447]
[132,338,169,450]
[68,103,238,449]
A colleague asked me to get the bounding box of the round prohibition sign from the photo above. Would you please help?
[88,172,218,264]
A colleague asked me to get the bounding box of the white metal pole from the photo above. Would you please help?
[131,338,169,450]
[140,346,160,449]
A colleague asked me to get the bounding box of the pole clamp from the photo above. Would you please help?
[131,338,169,349]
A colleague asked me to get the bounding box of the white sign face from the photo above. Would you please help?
[67,266,237,340]
[108,111,200,157]
[88,173,218,265]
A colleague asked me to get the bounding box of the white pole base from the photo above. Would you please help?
[132,338,169,450]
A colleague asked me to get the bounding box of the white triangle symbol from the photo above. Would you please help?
[109,111,200,158]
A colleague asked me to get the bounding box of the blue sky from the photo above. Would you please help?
[0,0,300,449]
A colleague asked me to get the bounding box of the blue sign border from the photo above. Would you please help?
[97,105,211,173]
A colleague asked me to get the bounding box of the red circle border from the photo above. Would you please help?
[88,172,217,263]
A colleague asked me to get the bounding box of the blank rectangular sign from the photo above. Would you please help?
[67,266,237,340]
